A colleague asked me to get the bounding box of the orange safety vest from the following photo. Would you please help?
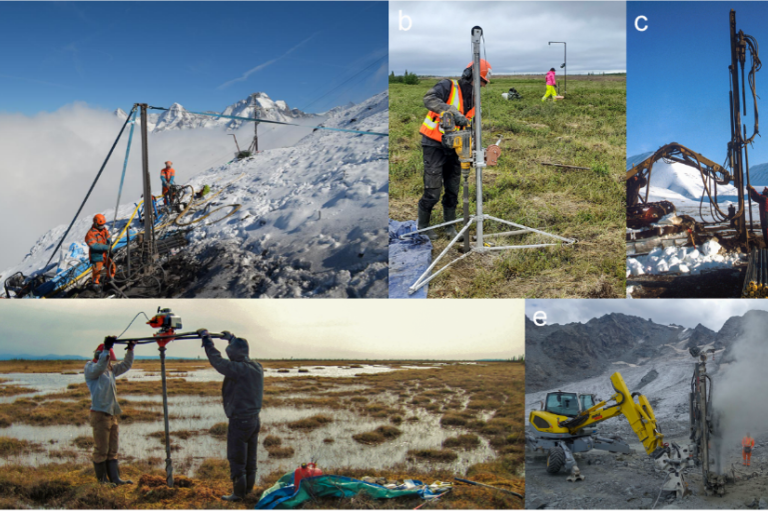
[85,226,110,260]
[161,167,175,182]
[742,437,755,450]
[419,80,475,143]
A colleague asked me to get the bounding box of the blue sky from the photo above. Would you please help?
[0,2,388,115]
[628,2,768,165]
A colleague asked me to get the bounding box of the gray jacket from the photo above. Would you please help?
[205,339,264,419]
[84,349,134,416]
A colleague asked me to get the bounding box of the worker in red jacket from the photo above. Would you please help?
[747,185,768,244]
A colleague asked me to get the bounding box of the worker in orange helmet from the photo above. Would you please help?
[742,432,755,466]
[85,214,111,291]
[160,161,176,206]
[417,59,491,241]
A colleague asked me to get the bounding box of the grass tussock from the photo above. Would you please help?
[0,437,43,457]
[389,77,625,298]
[262,435,282,448]
[266,446,295,459]
[352,425,402,445]
[287,414,333,431]
[442,434,481,450]
[208,423,228,439]
[406,449,458,463]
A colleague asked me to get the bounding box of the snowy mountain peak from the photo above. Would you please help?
[114,108,128,120]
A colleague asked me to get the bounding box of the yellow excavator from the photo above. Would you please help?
[527,372,693,498]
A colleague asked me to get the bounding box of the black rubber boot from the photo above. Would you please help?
[417,206,438,241]
[245,471,257,494]
[93,461,110,484]
[106,459,133,485]
[443,208,464,241]
[222,475,247,502]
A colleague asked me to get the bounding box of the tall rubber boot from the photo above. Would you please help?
[443,208,464,242]
[417,206,438,241]
[245,470,257,494]
[106,459,133,485]
[222,475,247,502]
[93,461,110,484]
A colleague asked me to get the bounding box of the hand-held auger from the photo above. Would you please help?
[112,307,228,488]
[401,26,575,294]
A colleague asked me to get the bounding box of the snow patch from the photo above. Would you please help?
[626,240,743,276]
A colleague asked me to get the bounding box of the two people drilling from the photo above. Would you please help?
[85,159,178,289]
[417,59,491,240]
[84,330,263,502]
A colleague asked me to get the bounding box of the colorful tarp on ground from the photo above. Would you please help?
[255,472,447,509]
[388,219,432,299]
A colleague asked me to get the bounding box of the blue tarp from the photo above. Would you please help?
[255,472,445,509]
[388,219,432,299]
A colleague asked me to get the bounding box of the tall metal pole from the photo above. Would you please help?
[471,26,485,251]
[549,42,566,96]
[159,346,174,488]
[729,10,748,248]
[139,104,156,269]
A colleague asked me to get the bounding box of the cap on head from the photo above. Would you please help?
[465,59,492,83]
[93,214,107,226]
[93,344,117,362]
[550,68,556,72]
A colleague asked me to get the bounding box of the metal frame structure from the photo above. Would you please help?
[402,26,575,295]
[549,41,566,96]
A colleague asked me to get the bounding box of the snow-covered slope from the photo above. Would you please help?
[3,92,389,298]
[114,92,316,133]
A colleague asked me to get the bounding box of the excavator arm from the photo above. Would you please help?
[561,373,666,456]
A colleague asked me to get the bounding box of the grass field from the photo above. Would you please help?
[389,75,626,298]
[0,360,524,509]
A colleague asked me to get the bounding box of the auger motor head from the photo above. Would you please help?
[148,307,182,347]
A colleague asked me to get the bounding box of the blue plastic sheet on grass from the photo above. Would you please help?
[388,219,432,299]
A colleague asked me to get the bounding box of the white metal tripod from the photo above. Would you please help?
[401,26,575,295]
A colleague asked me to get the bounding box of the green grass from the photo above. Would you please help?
[389,75,626,297]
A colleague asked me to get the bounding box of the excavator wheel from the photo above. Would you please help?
[546,446,565,474]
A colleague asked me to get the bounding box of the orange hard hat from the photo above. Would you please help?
[93,214,106,226]
[466,59,492,83]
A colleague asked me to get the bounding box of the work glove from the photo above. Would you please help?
[126,340,136,351]
[447,106,469,127]
[104,336,116,350]
[221,331,235,343]
[197,329,213,348]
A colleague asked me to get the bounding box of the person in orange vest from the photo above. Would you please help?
[160,161,176,206]
[742,433,755,466]
[85,214,111,290]
[417,59,491,240]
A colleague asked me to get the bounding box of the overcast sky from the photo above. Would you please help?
[389,1,626,76]
[526,299,768,332]
[0,299,524,360]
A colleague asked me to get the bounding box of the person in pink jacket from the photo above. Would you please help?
[542,68,558,102]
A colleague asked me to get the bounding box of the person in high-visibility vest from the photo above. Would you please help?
[160,161,176,206]
[417,59,491,241]
[742,433,755,466]
[85,214,111,290]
